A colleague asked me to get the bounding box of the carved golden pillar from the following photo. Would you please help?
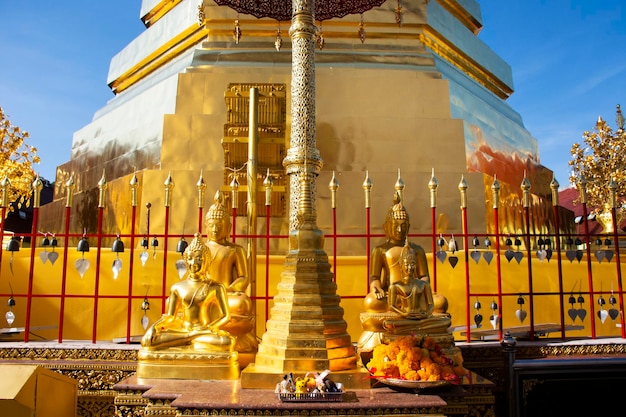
[242,0,365,389]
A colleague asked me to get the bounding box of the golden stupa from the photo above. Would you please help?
[39,0,555,246]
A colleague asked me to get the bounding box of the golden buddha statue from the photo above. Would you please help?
[388,242,435,320]
[204,191,257,362]
[137,233,239,380]
[358,192,452,354]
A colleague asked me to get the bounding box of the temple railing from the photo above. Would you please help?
[0,171,624,344]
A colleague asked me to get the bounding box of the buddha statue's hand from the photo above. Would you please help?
[370,280,386,300]
[229,278,248,292]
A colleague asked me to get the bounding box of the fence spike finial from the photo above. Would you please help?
[550,175,559,206]
[491,175,500,209]
[362,171,373,209]
[428,168,438,209]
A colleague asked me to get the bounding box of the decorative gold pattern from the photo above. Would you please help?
[522,379,544,407]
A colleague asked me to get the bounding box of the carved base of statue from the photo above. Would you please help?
[357,310,458,360]
[137,347,240,380]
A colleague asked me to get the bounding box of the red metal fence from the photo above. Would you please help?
[0,172,624,344]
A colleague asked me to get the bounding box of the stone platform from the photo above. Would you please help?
[7,337,625,416]
[112,373,495,417]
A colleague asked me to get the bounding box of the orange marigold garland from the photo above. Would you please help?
[366,335,467,384]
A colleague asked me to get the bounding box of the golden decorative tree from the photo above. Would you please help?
[569,104,626,219]
[0,106,40,216]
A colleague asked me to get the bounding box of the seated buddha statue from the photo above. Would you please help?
[140,233,234,351]
[358,192,451,353]
[386,241,437,327]
[204,191,257,360]
[138,233,239,379]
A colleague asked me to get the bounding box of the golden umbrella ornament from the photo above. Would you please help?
[213,0,388,22]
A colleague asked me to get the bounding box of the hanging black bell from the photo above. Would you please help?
[609,294,617,305]
[544,238,552,248]
[598,296,606,306]
[141,236,149,249]
[6,236,20,252]
[537,237,544,247]
[577,295,585,304]
[517,295,525,305]
[490,300,498,311]
[7,296,15,308]
[474,300,482,310]
[566,237,574,246]
[605,238,612,246]
[141,297,150,311]
[574,237,582,246]
[472,236,479,247]
[437,237,445,247]
[505,237,512,246]
[595,238,603,246]
[111,236,125,253]
[151,236,159,248]
[42,235,50,247]
[514,237,522,246]
[77,236,90,253]
[568,295,576,304]
[176,237,188,254]
[50,235,58,247]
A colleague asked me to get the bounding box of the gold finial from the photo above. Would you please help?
[207,190,228,220]
[197,170,207,209]
[428,168,438,208]
[395,168,405,203]
[233,19,242,44]
[65,174,75,208]
[163,172,174,207]
[491,175,501,209]
[329,171,339,209]
[362,171,373,208]
[275,24,283,51]
[596,116,605,131]
[578,176,587,204]
[264,169,273,206]
[520,172,531,208]
[609,177,618,209]
[0,176,10,207]
[617,104,624,132]
[230,175,240,210]
[32,175,43,208]
[550,174,560,206]
[130,171,139,207]
[98,170,107,208]
[458,175,468,209]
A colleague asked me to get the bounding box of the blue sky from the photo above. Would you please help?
[0,0,625,189]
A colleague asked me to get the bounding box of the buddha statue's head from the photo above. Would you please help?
[205,190,231,243]
[383,191,410,244]
[184,233,211,277]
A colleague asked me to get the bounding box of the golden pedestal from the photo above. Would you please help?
[137,348,239,380]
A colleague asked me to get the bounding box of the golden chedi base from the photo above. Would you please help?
[137,348,239,380]
[240,362,372,389]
